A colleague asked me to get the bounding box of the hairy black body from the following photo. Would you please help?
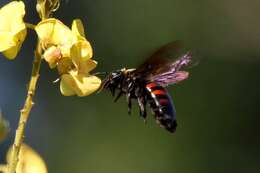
[102,69,177,132]
[102,41,192,133]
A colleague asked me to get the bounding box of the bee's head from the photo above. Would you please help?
[100,68,136,95]
[100,69,124,94]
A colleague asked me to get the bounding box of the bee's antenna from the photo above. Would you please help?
[92,72,109,76]
[96,72,111,93]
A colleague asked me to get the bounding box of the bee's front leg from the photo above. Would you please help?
[126,81,135,115]
[114,91,123,102]
[109,85,116,97]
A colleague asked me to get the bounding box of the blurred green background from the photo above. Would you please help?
[0,0,260,172]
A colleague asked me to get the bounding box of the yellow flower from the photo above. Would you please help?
[60,71,101,97]
[35,18,101,96]
[0,1,27,59]
[35,18,92,67]
[7,144,48,173]
[59,41,101,97]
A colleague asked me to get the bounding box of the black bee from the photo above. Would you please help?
[101,41,192,133]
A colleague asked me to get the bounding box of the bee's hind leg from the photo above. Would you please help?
[126,93,132,115]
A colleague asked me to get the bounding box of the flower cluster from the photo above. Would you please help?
[0,1,101,96]
[0,1,103,173]
[35,19,101,96]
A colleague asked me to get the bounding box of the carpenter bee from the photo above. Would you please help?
[101,41,193,133]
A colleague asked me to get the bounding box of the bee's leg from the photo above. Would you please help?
[109,86,116,97]
[114,91,123,102]
[126,82,135,115]
[126,93,132,115]
[135,87,146,119]
[137,95,147,120]
[143,97,147,120]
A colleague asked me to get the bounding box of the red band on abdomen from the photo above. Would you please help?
[159,99,169,105]
[152,90,166,95]
[146,83,157,89]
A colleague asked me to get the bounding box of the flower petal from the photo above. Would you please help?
[77,59,97,74]
[60,71,101,97]
[0,32,16,51]
[0,1,27,59]
[2,29,27,59]
[35,18,75,47]
[3,45,21,60]
[60,75,76,96]
[70,40,93,62]
[0,1,26,34]
[7,144,48,173]
[72,19,85,37]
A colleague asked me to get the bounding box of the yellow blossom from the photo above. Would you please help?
[60,71,101,97]
[35,18,101,96]
[0,1,27,59]
[7,144,48,173]
[35,18,92,67]
[59,41,101,97]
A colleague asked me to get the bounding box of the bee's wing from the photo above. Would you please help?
[134,41,193,85]
[134,41,183,78]
[148,52,192,86]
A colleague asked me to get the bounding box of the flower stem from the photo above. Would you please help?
[25,23,36,30]
[7,42,42,173]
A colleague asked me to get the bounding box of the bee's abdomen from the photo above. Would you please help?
[145,82,177,132]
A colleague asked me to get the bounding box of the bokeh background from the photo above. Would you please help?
[0,0,260,172]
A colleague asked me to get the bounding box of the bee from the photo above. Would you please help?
[101,41,193,133]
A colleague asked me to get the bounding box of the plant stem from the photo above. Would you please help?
[7,42,42,173]
[25,23,36,30]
